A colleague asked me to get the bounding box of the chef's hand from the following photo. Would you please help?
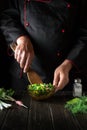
[15,36,34,73]
[53,59,73,92]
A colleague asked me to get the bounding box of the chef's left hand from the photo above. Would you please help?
[53,59,73,92]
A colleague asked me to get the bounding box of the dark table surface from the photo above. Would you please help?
[0,91,87,130]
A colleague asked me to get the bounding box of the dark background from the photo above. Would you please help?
[0,0,9,88]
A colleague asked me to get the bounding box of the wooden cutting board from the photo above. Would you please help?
[10,43,43,84]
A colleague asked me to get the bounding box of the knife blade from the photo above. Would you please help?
[10,43,43,84]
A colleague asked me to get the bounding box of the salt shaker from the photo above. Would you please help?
[73,78,82,97]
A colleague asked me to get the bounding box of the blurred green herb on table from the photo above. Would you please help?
[65,96,87,114]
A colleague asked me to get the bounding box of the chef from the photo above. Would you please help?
[0,0,87,91]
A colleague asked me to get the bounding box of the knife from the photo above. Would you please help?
[10,43,43,84]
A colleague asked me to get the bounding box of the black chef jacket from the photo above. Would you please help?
[0,0,87,90]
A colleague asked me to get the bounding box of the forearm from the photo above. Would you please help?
[60,59,73,73]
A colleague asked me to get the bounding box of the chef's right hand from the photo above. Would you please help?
[15,36,35,73]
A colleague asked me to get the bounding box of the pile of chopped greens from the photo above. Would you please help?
[0,88,14,110]
[65,96,87,114]
[28,83,55,99]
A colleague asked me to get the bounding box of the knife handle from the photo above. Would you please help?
[10,43,17,52]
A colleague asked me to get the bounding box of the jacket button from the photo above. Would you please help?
[57,51,61,57]
[67,3,71,8]
[61,29,65,33]
[25,22,29,27]
[57,52,60,56]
